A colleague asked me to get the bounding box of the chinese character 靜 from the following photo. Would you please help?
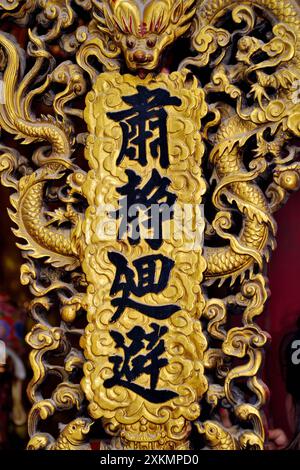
[112,168,176,249]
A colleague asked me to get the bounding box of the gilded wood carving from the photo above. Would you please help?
[0,0,300,450]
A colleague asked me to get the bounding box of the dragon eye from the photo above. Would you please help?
[126,38,135,49]
[147,37,157,48]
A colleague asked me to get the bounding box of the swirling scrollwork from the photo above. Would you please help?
[0,0,300,451]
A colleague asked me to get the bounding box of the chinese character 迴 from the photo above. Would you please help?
[107,86,181,168]
[108,251,180,322]
[104,323,178,403]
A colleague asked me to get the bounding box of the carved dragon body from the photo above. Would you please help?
[204,117,274,281]
[198,0,300,281]
[0,32,80,269]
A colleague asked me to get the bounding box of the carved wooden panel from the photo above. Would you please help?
[0,0,300,450]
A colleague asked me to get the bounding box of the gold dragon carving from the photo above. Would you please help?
[0,0,299,450]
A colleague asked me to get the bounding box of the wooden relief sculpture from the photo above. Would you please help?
[0,0,300,450]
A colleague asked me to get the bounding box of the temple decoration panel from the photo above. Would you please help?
[0,0,300,450]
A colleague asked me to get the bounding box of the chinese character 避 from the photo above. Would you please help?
[104,323,178,403]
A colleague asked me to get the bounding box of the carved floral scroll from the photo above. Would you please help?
[0,0,300,450]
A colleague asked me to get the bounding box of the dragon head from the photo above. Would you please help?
[61,418,93,445]
[92,0,197,72]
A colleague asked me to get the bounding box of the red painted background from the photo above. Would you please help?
[266,189,300,435]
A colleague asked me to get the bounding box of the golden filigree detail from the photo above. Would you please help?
[1,0,300,451]
[27,417,93,450]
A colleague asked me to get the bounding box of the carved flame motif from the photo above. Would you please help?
[0,0,300,450]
